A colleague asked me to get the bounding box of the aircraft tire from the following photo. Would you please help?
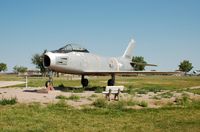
[107,79,114,86]
[81,79,88,87]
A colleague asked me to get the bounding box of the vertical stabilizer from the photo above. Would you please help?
[122,39,135,60]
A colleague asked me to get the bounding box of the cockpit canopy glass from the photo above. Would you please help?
[52,44,89,53]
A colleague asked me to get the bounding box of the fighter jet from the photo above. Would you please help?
[43,39,173,87]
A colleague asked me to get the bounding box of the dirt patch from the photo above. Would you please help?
[0,88,96,107]
[1,87,200,109]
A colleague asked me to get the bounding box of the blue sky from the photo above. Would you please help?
[0,0,200,72]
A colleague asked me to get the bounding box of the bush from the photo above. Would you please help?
[175,93,190,106]
[160,92,173,98]
[73,88,84,93]
[138,101,148,107]
[58,83,65,88]
[95,87,104,93]
[109,100,126,110]
[93,98,107,108]
[126,99,137,106]
[56,95,67,100]
[0,97,17,105]
[137,89,148,94]
[126,86,136,95]
[90,94,98,98]
[67,94,80,101]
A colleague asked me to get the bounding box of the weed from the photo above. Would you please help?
[187,89,200,95]
[137,89,148,94]
[90,94,98,98]
[125,85,136,95]
[175,93,190,106]
[152,96,161,100]
[0,97,17,105]
[73,88,84,93]
[56,95,67,100]
[58,83,65,88]
[160,92,173,98]
[109,101,126,110]
[126,98,137,106]
[93,98,107,108]
[138,101,148,107]
[95,87,104,93]
[67,94,80,101]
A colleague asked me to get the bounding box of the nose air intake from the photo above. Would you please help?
[44,55,51,67]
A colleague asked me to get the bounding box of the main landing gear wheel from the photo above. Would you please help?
[81,75,89,87]
[107,74,115,86]
[107,79,114,86]
[81,79,88,87]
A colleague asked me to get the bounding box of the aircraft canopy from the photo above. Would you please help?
[52,44,89,53]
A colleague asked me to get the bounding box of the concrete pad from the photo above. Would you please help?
[0,81,25,88]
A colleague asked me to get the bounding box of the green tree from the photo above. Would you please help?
[31,50,47,76]
[0,63,7,72]
[179,60,193,74]
[13,65,28,73]
[132,56,147,71]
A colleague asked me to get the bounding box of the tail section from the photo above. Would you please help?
[122,39,135,60]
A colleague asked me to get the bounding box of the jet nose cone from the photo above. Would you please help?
[43,52,56,67]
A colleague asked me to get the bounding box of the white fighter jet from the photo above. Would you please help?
[43,39,174,87]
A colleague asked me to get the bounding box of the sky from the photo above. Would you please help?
[0,0,200,72]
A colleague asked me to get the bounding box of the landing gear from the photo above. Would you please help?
[81,75,89,88]
[107,74,115,86]
[45,71,54,91]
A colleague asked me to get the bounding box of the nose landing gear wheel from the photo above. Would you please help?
[81,78,88,87]
[107,79,114,86]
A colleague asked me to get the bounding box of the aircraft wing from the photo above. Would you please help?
[83,71,179,76]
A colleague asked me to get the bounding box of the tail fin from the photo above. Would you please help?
[122,39,135,60]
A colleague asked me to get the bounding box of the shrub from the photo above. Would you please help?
[0,97,17,105]
[126,86,136,95]
[67,94,80,101]
[93,98,107,108]
[126,99,137,106]
[95,87,104,93]
[160,92,173,98]
[58,83,65,88]
[73,88,84,93]
[138,101,148,107]
[108,100,126,110]
[56,95,67,99]
[90,94,98,98]
[175,93,190,106]
[137,89,148,94]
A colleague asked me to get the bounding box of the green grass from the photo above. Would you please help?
[1,75,200,131]
[1,75,200,91]
[56,94,80,101]
[93,98,107,108]
[186,88,200,95]
[159,92,174,98]
[0,101,200,131]
[67,94,80,101]
[138,101,148,107]
[0,97,17,105]
[175,93,190,106]
[56,95,67,100]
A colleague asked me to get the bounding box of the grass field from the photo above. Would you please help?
[0,74,200,131]
[0,101,200,132]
